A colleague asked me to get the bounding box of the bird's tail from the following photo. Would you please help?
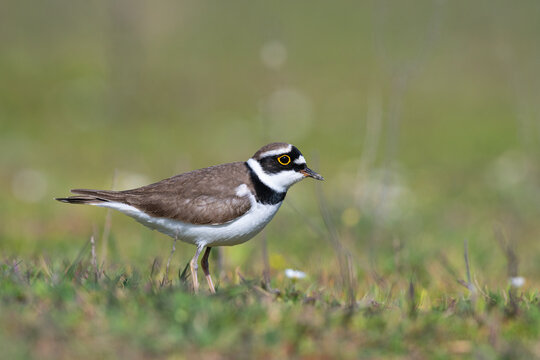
[55,189,125,205]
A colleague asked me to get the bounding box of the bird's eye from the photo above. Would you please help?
[277,155,291,166]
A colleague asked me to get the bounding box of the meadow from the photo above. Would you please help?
[2,1,540,358]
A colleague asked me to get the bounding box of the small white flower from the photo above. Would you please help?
[285,269,307,280]
[510,276,525,288]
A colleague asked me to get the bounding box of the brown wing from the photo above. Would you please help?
[71,162,253,225]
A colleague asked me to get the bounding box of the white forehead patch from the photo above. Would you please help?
[259,144,292,158]
[294,155,306,165]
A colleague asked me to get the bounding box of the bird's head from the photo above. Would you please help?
[247,142,323,193]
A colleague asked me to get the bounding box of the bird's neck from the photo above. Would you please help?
[245,161,286,205]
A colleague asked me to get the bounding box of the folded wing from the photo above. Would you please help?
[58,162,253,225]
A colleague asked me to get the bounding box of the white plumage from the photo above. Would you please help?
[94,199,281,247]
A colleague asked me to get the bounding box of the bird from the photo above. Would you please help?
[56,142,323,293]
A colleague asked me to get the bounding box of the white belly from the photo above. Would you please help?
[95,201,282,247]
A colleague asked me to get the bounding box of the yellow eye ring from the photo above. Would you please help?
[277,155,291,166]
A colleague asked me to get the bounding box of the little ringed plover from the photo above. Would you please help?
[56,142,323,293]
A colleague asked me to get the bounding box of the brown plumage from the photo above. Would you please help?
[57,162,254,225]
[251,142,290,159]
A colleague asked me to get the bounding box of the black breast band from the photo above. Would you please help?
[245,162,286,205]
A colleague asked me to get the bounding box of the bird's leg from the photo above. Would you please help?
[201,247,216,294]
[190,245,204,294]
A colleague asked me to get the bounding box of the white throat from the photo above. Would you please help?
[246,158,304,193]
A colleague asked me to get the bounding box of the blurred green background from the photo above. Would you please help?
[1,0,540,289]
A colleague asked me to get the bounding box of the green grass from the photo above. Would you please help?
[2,249,540,359]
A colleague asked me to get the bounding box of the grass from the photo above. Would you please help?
[2,236,540,359]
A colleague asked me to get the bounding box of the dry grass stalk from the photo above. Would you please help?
[315,179,357,307]
[161,237,177,287]
[90,236,99,283]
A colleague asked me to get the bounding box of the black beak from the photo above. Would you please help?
[300,167,324,181]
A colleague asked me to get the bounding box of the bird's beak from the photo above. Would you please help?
[300,167,324,181]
